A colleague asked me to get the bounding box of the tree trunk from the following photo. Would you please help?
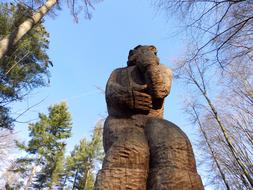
[192,106,231,190]
[82,166,90,190]
[24,165,37,190]
[0,0,57,60]
[204,93,253,187]
[192,76,253,188]
[72,168,79,190]
[61,175,68,190]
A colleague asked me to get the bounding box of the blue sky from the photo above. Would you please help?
[12,0,211,188]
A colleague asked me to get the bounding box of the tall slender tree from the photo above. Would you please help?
[14,102,72,189]
[0,2,51,129]
[63,120,103,190]
[175,52,253,189]
[0,0,103,61]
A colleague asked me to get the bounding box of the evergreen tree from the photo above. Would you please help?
[15,102,72,189]
[0,0,102,61]
[64,121,104,190]
[0,2,51,129]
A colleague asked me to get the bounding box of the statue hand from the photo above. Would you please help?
[132,91,152,111]
[132,83,148,92]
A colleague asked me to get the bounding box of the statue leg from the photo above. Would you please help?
[145,118,204,190]
[94,116,149,190]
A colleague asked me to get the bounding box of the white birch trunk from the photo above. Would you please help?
[0,0,57,60]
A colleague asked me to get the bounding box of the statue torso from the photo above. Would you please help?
[107,65,165,118]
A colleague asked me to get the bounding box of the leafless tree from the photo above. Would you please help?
[0,161,24,189]
[0,129,20,188]
[0,129,17,172]
[186,101,231,190]
[152,1,253,188]
[175,50,253,189]
[153,0,253,68]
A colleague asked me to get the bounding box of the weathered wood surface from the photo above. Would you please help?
[145,118,204,190]
[94,45,204,190]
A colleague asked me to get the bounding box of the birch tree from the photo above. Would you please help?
[0,3,51,130]
[0,0,102,61]
[153,0,253,68]
[0,129,16,172]
[175,51,253,189]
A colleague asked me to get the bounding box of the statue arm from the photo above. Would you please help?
[105,69,134,109]
[106,69,152,111]
[143,64,172,99]
[156,64,173,98]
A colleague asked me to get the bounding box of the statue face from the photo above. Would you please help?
[127,45,158,66]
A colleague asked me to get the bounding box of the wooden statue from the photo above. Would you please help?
[94,45,204,190]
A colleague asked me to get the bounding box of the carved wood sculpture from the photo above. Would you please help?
[94,45,204,190]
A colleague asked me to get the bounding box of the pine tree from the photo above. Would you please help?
[64,121,104,190]
[14,102,72,189]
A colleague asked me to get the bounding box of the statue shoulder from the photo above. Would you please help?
[108,67,128,80]
[158,64,173,79]
[110,66,128,75]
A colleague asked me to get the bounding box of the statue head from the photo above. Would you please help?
[127,45,159,67]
